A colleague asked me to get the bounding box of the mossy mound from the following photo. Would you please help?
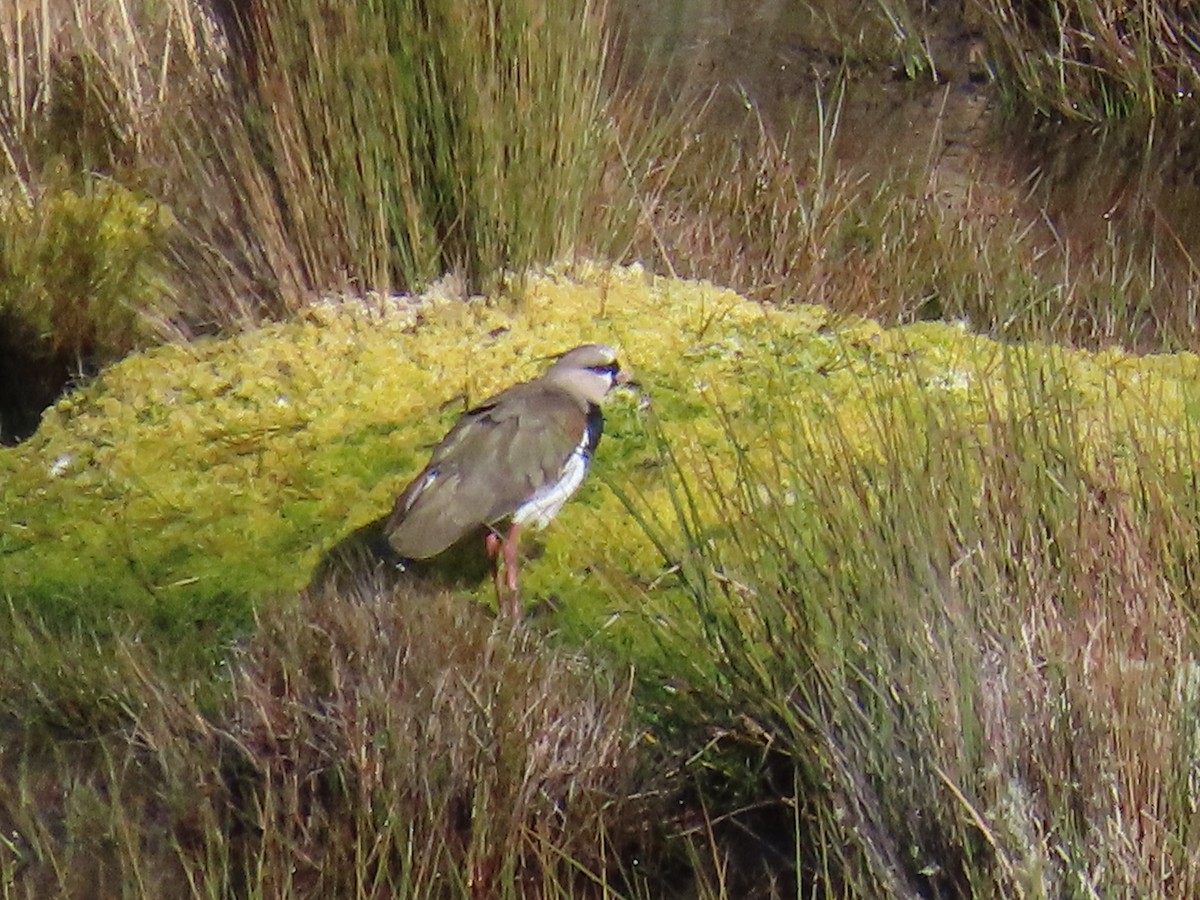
[2,263,1197,654]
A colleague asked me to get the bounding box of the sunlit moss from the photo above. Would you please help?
[1,263,1197,652]
[0,176,176,361]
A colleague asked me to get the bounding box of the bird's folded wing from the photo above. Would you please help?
[385,384,586,559]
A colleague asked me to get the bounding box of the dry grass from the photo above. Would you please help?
[624,353,1200,896]
[976,0,1200,119]
[0,578,651,899]
[0,0,221,174]
[611,86,1200,350]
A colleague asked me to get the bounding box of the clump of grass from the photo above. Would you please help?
[229,580,641,896]
[624,347,1200,895]
[164,0,617,310]
[976,0,1200,119]
[2,0,628,332]
[0,578,651,898]
[0,169,178,442]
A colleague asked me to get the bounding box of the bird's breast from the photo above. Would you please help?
[512,407,601,529]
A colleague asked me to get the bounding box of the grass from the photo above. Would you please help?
[5,0,1200,896]
[788,0,1200,121]
[0,174,176,358]
[13,263,1200,895]
[0,581,654,899]
[615,81,1200,351]
[190,0,614,298]
[0,0,629,436]
[625,347,1200,895]
[977,0,1200,120]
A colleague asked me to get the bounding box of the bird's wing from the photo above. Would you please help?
[385,383,588,559]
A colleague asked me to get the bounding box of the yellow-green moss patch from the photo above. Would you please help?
[0,176,176,361]
[2,263,1197,652]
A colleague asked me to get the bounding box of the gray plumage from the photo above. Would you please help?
[386,344,625,560]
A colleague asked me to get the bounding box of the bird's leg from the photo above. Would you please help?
[485,531,506,613]
[500,522,522,620]
[502,521,521,593]
[484,525,522,621]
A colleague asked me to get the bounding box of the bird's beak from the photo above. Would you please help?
[616,367,636,388]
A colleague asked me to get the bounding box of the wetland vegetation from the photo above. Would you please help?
[5,0,1200,896]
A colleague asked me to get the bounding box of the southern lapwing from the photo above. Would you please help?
[385,344,630,619]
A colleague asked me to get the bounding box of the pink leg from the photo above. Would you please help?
[501,522,522,620]
[484,524,522,621]
[502,523,521,592]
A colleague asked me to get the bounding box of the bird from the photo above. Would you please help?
[385,344,631,619]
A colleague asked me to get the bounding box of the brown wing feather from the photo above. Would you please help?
[385,382,587,559]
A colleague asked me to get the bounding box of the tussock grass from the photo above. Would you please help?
[977,0,1200,120]
[172,0,616,307]
[626,348,1200,896]
[0,577,651,899]
[619,87,1200,348]
[2,0,623,329]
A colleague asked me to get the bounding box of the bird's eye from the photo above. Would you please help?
[589,362,619,376]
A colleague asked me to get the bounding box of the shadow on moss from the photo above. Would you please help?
[308,513,496,597]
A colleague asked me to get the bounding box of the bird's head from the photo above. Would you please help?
[543,343,633,405]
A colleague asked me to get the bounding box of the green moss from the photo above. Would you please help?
[0,175,176,361]
[1,263,1197,658]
